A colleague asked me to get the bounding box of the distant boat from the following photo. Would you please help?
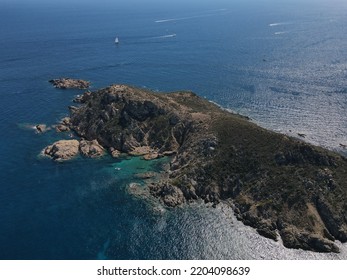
[115,37,119,44]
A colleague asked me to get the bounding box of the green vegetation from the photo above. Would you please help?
[69,84,347,253]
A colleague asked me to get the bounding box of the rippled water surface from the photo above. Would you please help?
[0,0,346,259]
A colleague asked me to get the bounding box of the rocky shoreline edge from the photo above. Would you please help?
[40,82,347,253]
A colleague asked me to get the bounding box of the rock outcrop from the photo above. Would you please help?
[49,78,90,89]
[79,139,105,158]
[73,91,92,103]
[35,124,49,133]
[55,117,71,132]
[43,139,105,161]
[69,84,186,160]
[43,84,347,253]
[134,172,157,180]
[44,139,80,161]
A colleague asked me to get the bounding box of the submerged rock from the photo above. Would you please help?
[134,172,157,180]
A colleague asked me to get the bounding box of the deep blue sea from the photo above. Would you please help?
[0,0,346,259]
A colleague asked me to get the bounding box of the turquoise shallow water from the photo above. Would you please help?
[0,0,346,259]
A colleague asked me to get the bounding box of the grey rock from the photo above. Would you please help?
[79,139,105,158]
[49,78,90,89]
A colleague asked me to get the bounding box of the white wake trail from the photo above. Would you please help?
[155,8,228,23]
[150,34,177,39]
[155,16,199,23]
[269,22,291,27]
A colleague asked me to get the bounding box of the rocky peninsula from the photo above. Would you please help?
[44,84,347,253]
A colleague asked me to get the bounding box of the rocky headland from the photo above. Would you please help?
[44,84,347,253]
[49,78,90,89]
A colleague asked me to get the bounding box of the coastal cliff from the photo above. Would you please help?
[47,84,347,253]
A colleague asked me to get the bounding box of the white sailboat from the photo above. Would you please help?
[115,37,119,44]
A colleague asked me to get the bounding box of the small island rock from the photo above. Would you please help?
[49,78,90,89]
[35,124,48,133]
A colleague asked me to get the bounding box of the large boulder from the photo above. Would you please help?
[280,228,340,253]
[44,140,79,161]
[79,139,105,158]
[149,183,185,207]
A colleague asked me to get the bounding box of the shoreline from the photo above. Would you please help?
[42,82,347,254]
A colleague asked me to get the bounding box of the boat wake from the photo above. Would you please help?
[150,34,176,39]
[269,22,291,27]
[109,34,177,46]
[155,9,228,23]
